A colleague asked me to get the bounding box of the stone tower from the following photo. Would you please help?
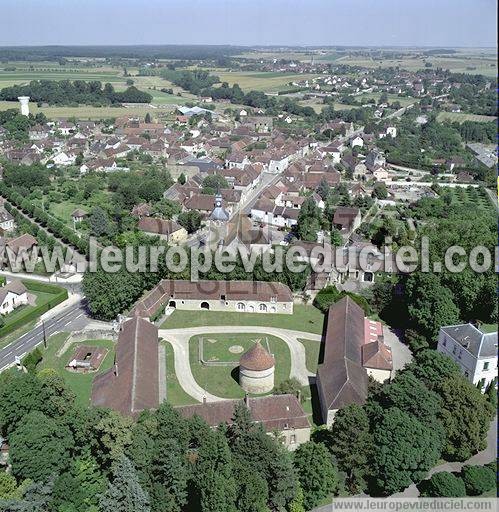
[18,96,30,116]
[239,340,275,394]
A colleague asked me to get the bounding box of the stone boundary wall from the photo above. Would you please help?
[57,329,117,357]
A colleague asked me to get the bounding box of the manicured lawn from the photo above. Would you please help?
[38,333,115,407]
[162,304,325,335]
[298,338,322,373]
[189,333,291,399]
[161,340,198,406]
[0,280,67,339]
[49,200,83,226]
[480,323,498,334]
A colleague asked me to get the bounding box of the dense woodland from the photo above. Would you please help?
[0,81,152,106]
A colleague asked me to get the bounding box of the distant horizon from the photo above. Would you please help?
[0,44,496,50]
[1,0,496,48]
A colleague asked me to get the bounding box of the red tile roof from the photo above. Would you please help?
[239,341,275,371]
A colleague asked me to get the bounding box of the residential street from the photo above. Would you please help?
[0,297,91,372]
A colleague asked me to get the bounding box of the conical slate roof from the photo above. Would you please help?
[209,205,229,221]
[239,341,275,371]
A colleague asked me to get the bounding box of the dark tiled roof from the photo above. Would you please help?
[138,217,183,236]
[317,296,369,411]
[91,317,159,416]
[362,338,392,370]
[131,280,293,318]
[333,207,361,228]
[441,324,498,358]
[176,394,310,431]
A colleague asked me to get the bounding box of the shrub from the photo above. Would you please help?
[460,465,496,496]
[418,472,466,497]
[22,348,43,373]
[313,285,340,313]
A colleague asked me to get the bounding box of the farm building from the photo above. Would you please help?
[316,296,392,426]
[176,394,310,450]
[131,279,294,318]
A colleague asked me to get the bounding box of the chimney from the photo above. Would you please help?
[244,393,249,408]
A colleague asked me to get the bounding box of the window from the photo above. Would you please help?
[478,378,486,389]
[483,362,490,371]
[259,303,267,312]
[237,302,245,311]
[290,434,296,444]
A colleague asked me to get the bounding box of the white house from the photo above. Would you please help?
[0,280,29,315]
[250,199,298,229]
[350,136,364,149]
[53,151,76,166]
[437,324,497,392]
[386,126,397,138]
[0,207,14,232]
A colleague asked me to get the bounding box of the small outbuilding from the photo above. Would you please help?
[239,341,275,394]
[71,209,87,223]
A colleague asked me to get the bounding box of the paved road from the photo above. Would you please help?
[382,327,413,373]
[0,299,89,371]
[158,325,321,402]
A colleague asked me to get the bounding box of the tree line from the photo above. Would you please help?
[0,80,152,106]
[0,366,339,511]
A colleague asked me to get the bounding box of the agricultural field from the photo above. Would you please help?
[208,69,323,92]
[37,333,115,407]
[436,111,497,123]
[0,67,123,88]
[234,50,319,62]
[0,100,178,120]
[443,186,493,211]
[188,333,291,399]
[0,63,191,118]
[334,53,497,77]
[445,187,492,210]
[162,304,326,335]
[297,98,363,112]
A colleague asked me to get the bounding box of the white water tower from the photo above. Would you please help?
[18,96,30,116]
